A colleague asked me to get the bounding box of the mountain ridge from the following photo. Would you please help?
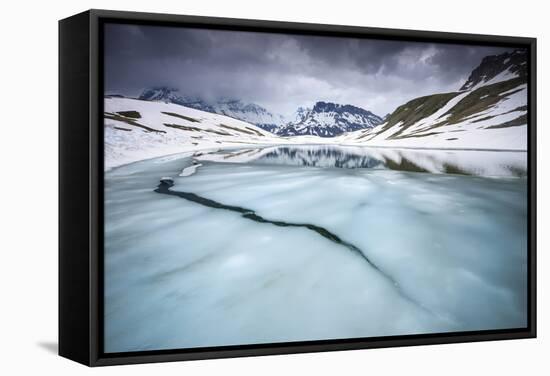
[132,48,527,148]
[139,87,384,137]
[336,48,528,150]
[460,49,527,91]
[139,88,286,132]
[276,101,384,137]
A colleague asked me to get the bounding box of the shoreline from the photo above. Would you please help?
[105,142,527,173]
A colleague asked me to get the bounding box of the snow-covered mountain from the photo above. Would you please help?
[138,87,212,110]
[291,106,311,124]
[277,102,384,137]
[139,88,384,138]
[337,49,528,150]
[103,96,286,170]
[460,49,527,91]
[139,87,286,132]
[106,49,528,169]
[208,99,287,133]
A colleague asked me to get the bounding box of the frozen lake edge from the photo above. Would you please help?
[104,145,528,352]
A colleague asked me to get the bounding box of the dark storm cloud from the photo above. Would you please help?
[104,23,512,116]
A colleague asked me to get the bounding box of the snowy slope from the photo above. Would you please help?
[335,49,528,150]
[139,88,384,137]
[104,97,287,170]
[139,87,286,132]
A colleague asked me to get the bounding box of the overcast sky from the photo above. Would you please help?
[104,23,513,117]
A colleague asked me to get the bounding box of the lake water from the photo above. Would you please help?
[104,145,528,353]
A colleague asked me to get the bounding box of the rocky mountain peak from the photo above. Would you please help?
[460,49,527,91]
[276,101,383,138]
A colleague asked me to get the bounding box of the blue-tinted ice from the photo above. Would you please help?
[104,146,527,352]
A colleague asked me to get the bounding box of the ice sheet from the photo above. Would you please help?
[104,146,528,353]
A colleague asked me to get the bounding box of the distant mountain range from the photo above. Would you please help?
[113,48,527,150]
[139,88,286,133]
[138,88,383,137]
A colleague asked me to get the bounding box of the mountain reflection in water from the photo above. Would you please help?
[195,145,527,178]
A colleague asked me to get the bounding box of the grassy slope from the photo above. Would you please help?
[371,76,527,141]
[372,92,461,139]
[434,77,527,127]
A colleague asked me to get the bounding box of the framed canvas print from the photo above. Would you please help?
[59,9,537,366]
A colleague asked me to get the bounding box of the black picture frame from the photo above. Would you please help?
[59,9,537,367]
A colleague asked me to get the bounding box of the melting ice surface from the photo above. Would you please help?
[104,145,528,352]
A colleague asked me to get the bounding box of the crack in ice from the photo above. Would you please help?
[154,177,434,314]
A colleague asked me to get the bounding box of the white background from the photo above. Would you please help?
[0,0,547,374]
